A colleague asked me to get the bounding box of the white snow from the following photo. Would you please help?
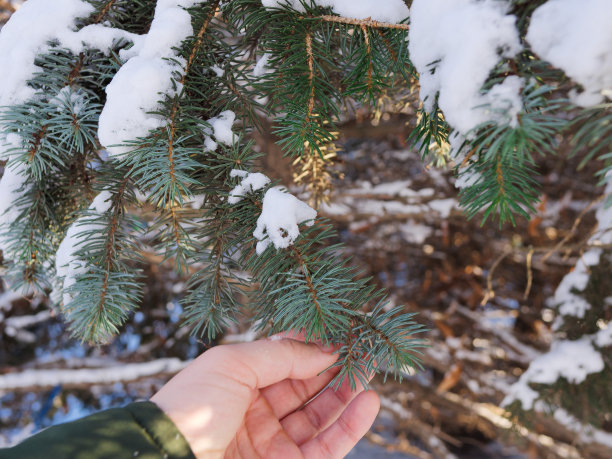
[428,198,456,218]
[0,0,141,159]
[228,169,271,204]
[54,191,112,306]
[553,174,612,321]
[503,336,604,410]
[553,249,601,319]
[253,187,317,255]
[0,0,94,109]
[595,325,612,348]
[206,110,236,145]
[409,0,523,135]
[526,0,612,107]
[0,358,189,390]
[548,406,612,448]
[261,0,409,24]
[58,23,143,57]
[0,287,24,312]
[399,220,432,245]
[98,0,208,157]
[210,64,224,77]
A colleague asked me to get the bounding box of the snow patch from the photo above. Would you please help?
[503,336,604,410]
[409,0,523,135]
[228,169,271,204]
[527,0,612,107]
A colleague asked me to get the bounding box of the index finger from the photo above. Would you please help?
[203,337,338,389]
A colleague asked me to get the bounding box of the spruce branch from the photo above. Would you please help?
[92,0,117,25]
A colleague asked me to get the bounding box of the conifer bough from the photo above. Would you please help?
[0,0,611,391]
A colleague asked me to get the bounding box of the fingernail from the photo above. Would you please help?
[316,342,337,353]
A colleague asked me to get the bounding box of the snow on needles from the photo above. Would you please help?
[228,170,270,204]
[98,0,208,157]
[0,0,141,160]
[54,191,112,306]
[503,337,604,410]
[228,170,317,254]
[0,0,93,109]
[527,0,612,107]
[409,0,523,135]
[261,0,409,24]
[254,187,317,255]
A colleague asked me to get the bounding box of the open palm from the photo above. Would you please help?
[151,337,380,459]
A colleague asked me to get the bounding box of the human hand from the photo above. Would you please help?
[151,336,380,458]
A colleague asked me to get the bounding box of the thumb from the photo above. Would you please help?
[203,336,338,389]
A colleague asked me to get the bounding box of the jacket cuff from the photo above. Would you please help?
[125,401,196,459]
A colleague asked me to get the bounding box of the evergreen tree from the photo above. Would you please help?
[0,0,610,421]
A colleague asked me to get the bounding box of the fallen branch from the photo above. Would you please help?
[0,358,189,390]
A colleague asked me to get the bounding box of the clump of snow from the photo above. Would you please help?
[595,325,612,348]
[54,191,112,306]
[409,0,523,135]
[503,336,604,410]
[228,169,271,204]
[58,23,143,57]
[526,0,612,107]
[253,187,317,255]
[0,0,142,159]
[261,0,409,23]
[0,0,94,109]
[98,0,208,157]
[207,110,236,145]
[210,64,224,77]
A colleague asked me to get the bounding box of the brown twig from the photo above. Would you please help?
[523,246,534,299]
[308,15,410,31]
[481,249,512,305]
[360,25,373,92]
[305,30,315,122]
[541,194,604,263]
[93,0,116,24]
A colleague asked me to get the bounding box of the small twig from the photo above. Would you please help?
[305,29,315,121]
[523,246,534,300]
[481,249,512,305]
[541,195,604,263]
[306,15,410,31]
